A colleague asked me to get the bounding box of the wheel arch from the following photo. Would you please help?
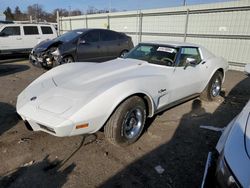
[62,54,75,61]
[217,68,225,82]
[112,92,155,118]
[100,92,155,131]
[202,67,225,92]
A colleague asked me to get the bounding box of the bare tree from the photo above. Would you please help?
[53,8,69,17]
[71,9,82,16]
[27,4,45,21]
[87,6,98,14]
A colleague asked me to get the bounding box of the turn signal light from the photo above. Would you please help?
[76,123,89,129]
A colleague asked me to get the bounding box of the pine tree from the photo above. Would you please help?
[3,7,14,21]
[14,6,23,20]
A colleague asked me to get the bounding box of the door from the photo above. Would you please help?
[0,26,23,51]
[76,30,107,62]
[22,26,41,49]
[168,47,204,103]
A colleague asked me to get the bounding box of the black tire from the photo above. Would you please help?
[200,71,223,101]
[120,50,129,58]
[61,56,74,64]
[104,96,146,146]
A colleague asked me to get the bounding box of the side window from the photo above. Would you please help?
[41,26,53,34]
[23,26,39,35]
[84,30,100,43]
[0,26,20,36]
[100,30,117,41]
[117,32,126,40]
[178,47,201,67]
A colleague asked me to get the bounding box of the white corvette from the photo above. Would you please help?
[17,41,228,146]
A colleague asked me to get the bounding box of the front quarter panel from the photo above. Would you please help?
[199,56,228,92]
[69,76,167,135]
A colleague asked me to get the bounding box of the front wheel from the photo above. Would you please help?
[200,71,223,101]
[104,96,146,146]
[61,56,74,64]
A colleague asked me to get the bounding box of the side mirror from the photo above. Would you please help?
[186,57,197,65]
[184,57,197,69]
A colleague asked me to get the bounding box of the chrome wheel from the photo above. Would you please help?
[123,108,143,139]
[211,78,221,97]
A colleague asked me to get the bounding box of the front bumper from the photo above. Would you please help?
[18,111,75,137]
[29,53,62,69]
[201,151,241,188]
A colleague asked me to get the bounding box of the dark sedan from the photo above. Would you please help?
[30,28,134,69]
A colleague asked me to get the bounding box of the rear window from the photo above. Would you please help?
[23,26,39,35]
[100,30,117,41]
[41,26,53,34]
[1,26,20,36]
[117,33,127,40]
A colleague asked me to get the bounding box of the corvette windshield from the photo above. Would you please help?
[55,30,84,42]
[125,44,178,66]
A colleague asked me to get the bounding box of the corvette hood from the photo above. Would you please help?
[17,58,165,117]
[33,39,62,53]
[53,58,151,90]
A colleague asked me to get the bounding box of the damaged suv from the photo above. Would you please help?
[30,28,134,69]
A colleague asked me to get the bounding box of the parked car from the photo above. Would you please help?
[17,41,228,146]
[29,28,134,69]
[0,23,57,54]
[214,99,250,188]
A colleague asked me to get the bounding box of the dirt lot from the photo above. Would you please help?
[0,56,249,188]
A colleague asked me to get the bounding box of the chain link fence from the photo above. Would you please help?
[58,0,250,70]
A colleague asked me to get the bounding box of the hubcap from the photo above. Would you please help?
[211,78,221,97]
[123,108,143,139]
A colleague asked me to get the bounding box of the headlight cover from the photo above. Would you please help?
[216,154,241,188]
[51,48,60,56]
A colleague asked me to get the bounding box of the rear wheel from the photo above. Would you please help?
[200,71,223,101]
[104,96,146,146]
[120,50,129,58]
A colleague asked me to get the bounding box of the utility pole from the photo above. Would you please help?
[109,0,111,13]
[69,5,71,16]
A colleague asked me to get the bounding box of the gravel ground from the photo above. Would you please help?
[0,56,249,188]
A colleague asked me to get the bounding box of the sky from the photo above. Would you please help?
[0,0,233,14]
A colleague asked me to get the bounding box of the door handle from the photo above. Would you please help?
[16,38,22,40]
[97,45,100,48]
[36,37,41,39]
[201,61,206,64]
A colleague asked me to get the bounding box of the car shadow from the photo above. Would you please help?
[100,73,250,188]
[0,54,29,64]
[0,155,75,188]
[0,102,19,136]
[0,64,30,77]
